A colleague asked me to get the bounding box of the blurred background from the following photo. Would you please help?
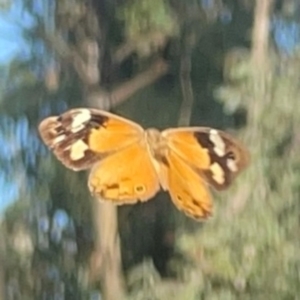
[1,0,300,299]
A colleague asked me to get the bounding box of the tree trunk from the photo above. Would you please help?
[251,0,274,69]
[250,0,274,129]
[91,201,125,300]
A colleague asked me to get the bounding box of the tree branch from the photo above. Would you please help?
[110,58,169,107]
[178,28,197,127]
[86,58,168,109]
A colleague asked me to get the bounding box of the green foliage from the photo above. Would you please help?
[173,49,300,299]
[118,0,176,37]
[117,0,178,55]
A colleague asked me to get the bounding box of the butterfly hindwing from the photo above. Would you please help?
[88,141,160,203]
[165,150,213,220]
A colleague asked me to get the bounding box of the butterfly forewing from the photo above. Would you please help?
[38,108,144,170]
[163,127,250,190]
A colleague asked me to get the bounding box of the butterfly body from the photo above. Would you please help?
[39,108,249,220]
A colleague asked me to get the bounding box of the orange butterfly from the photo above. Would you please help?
[38,108,250,220]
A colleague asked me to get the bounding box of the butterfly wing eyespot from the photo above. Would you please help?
[135,185,146,194]
[162,127,250,190]
[38,108,144,171]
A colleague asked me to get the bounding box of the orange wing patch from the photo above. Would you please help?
[88,141,160,204]
[87,111,143,154]
[163,130,211,169]
[165,150,213,220]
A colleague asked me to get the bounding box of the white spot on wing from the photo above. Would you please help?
[52,134,66,145]
[209,129,226,156]
[210,162,225,184]
[227,158,238,172]
[70,140,89,160]
[71,109,91,133]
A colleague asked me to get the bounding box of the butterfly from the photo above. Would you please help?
[38,108,250,221]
